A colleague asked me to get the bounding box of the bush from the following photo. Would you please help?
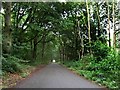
[116,51,120,88]
[92,41,110,62]
[62,49,120,89]
[2,55,23,73]
[12,43,31,60]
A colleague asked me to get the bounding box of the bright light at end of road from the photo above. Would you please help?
[52,60,56,63]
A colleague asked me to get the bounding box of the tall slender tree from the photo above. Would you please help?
[112,0,116,48]
[96,2,101,38]
[106,0,111,47]
[86,0,91,54]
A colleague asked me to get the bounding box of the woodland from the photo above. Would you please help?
[1,1,120,89]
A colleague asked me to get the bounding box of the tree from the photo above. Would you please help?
[3,2,12,54]
[86,0,91,54]
[112,0,115,48]
[106,0,111,47]
[96,2,101,38]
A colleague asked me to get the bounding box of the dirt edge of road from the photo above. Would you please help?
[2,64,46,88]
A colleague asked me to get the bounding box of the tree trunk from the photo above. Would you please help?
[3,2,12,54]
[81,35,84,58]
[86,0,91,54]
[74,21,78,59]
[96,3,101,38]
[58,34,62,61]
[77,19,84,59]
[113,33,116,48]
[32,35,38,60]
[59,46,61,60]
[30,40,33,59]
[41,35,46,59]
[112,0,115,48]
[62,42,65,62]
[107,0,111,47]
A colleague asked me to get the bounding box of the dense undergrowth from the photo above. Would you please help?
[1,54,46,88]
[62,41,120,89]
[2,55,33,73]
[63,53,120,89]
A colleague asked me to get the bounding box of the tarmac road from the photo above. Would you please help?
[14,63,106,89]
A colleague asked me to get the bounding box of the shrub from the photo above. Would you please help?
[2,55,23,73]
[92,41,110,62]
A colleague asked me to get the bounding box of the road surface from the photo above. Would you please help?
[14,63,106,89]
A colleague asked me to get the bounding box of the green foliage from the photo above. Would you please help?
[116,51,120,88]
[20,72,29,78]
[92,41,110,61]
[12,43,31,60]
[2,55,24,73]
[62,49,120,89]
[2,1,120,88]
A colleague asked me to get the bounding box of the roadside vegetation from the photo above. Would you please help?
[62,41,120,89]
[2,54,46,88]
[1,1,120,89]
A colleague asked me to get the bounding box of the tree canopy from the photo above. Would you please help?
[1,1,120,89]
